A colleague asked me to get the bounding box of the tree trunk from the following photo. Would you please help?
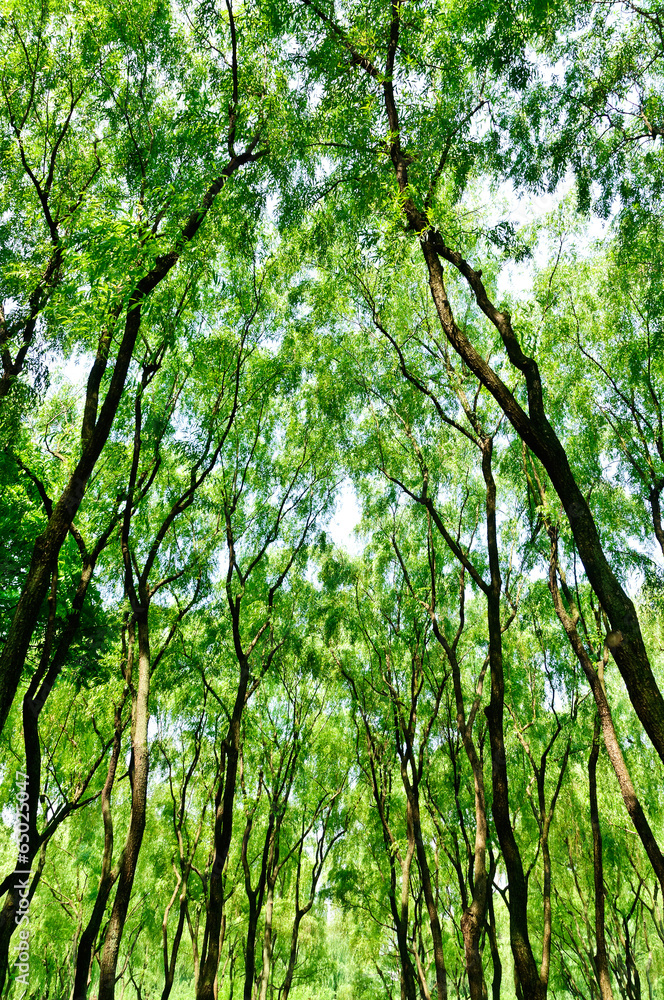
[161,883,190,1000]
[97,613,150,1000]
[196,659,250,1000]
[241,813,273,1000]
[547,536,664,895]
[186,901,201,991]
[443,640,489,1000]
[281,911,305,1000]
[71,700,124,1000]
[589,713,615,1000]
[258,879,275,1000]
[487,888,502,1000]
[406,788,447,1000]
[398,830,419,1000]
[243,902,260,1000]
[480,440,546,1000]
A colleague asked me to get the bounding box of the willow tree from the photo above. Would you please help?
[2,1,664,998]
[0,0,284,735]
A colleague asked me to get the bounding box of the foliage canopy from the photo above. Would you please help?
[1,1,664,999]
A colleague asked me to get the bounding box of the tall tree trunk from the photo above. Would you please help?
[0,572,55,993]
[405,785,447,1000]
[213,913,227,1000]
[71,700,124,1000]
[589,713,615,1000]
[487,886,502,1000]
[281,799,344,1000]
[161,883,190,1000]
[258,879,275,1000]
[97,613,150,1000]
[540,829,553,990]
[441,638,489,1000]
[480,440,546,1000]
[243,900,260,1000]
[196,658,250,1000]
[186,901,201,990]
[547,534,664,894]
[397,827,418,1000]
[418,227,664,767]
[376,751,418,1000]
[281,909,305,1000]
[241,814,273,1000]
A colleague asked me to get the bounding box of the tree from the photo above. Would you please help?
[0,0,274,736]
[3,2,664,998]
